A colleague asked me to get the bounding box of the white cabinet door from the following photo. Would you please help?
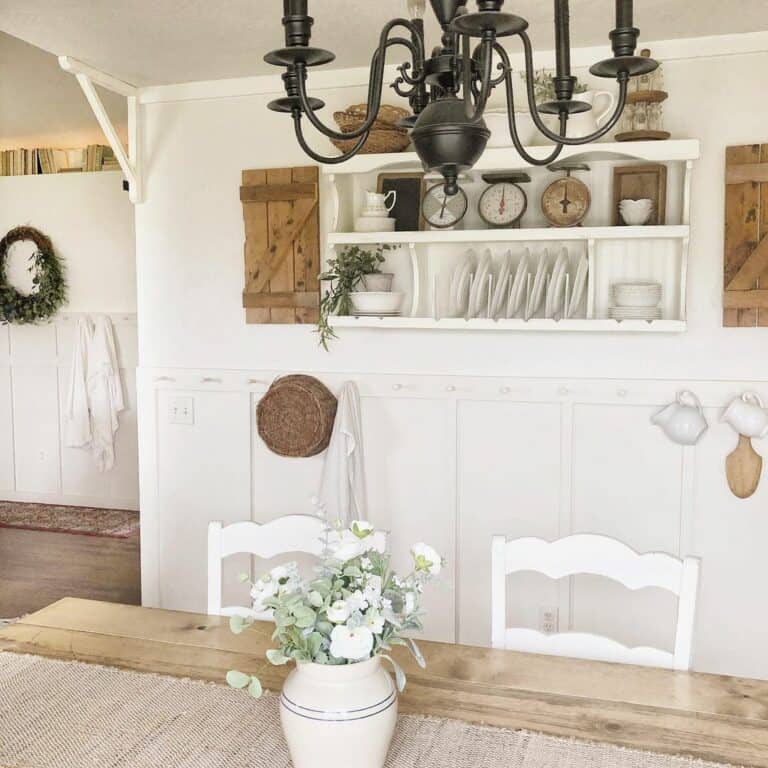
[362,395,456,643]
[570,403,683,653]
[457,400,562,647]
[157,389,251,612]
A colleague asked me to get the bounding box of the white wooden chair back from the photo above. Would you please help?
[491,534,700,670]
[207,515,325,619]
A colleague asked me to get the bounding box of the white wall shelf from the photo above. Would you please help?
[328,225,690,246]
[330,316,686,333]
[321,138,698,332]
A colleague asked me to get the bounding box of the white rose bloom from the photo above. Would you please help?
[346,589,369,613]
[327,529,367,562]
[330,625,374,661]
[411,543,442,576]
[363,610,385,634]
[327,599,350,624]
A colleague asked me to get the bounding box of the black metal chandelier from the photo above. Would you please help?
[265,0,657,194]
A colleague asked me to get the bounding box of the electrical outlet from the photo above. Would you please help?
[168,396,194,425]
[538,606,559,635]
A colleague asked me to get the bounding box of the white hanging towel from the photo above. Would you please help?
[318,381,368,524]
[87,315,125,472]
[64,316,93,448]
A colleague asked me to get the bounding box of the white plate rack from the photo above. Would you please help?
[321,140,699,333]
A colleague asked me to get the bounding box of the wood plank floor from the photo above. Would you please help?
[0,528,140,617]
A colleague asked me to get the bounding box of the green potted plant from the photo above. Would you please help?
[317,244,392,350]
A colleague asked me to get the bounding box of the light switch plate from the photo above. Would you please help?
[168,395,194,425]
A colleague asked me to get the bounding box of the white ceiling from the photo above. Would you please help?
[1,1,766,87]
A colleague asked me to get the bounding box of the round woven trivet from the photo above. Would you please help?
[256,375,338,457]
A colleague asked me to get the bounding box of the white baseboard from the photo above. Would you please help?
[0,490,139,512]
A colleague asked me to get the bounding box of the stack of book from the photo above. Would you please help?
[0,145,119,176]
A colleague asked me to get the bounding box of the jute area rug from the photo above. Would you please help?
[0,502,139,539]
[0,652,735,768]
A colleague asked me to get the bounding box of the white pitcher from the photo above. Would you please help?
[722,391,768,438]
[560,90,616,138]
[651,390,708,446]
[363,190,396,216]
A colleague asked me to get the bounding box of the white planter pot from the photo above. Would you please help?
[280,656,397,768]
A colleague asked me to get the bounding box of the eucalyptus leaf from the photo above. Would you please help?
[405,638,426,669]
[247,677,263,698]
[226,670,251,689]
[381,654,407,692]
[229,615,254,635]
[266,649,291,666]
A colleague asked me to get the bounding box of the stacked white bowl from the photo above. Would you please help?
[609,282,662,321]
[619,198,654,226]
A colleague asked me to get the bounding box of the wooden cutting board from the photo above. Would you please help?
[725,434,762,499]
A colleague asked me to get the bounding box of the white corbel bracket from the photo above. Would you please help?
[58,56,142,204]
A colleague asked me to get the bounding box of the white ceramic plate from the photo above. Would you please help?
[469,249,492,318]
[609,306,662,319]
[567,254,588,318]
[448,258,464,317]
[526,250,548,320]
[506,249,529,318]
[549,256,568,319]
[545,249,567,318]
[453,251,475,317]
[490,250,512,319]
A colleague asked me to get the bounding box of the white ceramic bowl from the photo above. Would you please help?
[360,273,394,292]
[354,216,395,233]
[612,282,662,308]
[619,198,654,226]
[484,109,539,147]
[349,291,403,314]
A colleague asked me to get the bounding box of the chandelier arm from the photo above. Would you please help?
[462,35,494,121]
[518,31,629,145]
[495,45,566,166]
[292,112,370,164]
[295,18,424,141]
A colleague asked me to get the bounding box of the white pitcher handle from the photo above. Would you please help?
[678,390,703,413]
[742,391,764,408]
[593,90,616,127]
[384,190,397,212]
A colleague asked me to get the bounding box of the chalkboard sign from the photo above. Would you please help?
[377,172,425,232]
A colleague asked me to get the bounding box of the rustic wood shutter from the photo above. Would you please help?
[723,144,768,327]
[241,166,320,324]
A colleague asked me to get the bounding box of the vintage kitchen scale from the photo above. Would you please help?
[540,163,592,227]
[478,172,532,228]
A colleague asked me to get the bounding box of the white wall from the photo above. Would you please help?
[0,173,138,509]
[136,36,768,679]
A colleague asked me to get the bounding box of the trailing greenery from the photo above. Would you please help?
[317,244,392,350]
[0,226,67,325]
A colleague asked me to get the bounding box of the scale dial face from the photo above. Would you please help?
[479,182,527,227]
[540,177,591,227]
[422,184,468,229]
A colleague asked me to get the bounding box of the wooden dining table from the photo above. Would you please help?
[1,597,767,767]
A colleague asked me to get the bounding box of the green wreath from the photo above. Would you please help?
[0,226,67,324]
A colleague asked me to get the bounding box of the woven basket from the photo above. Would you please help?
[333,111,401,134]
[256,375,338,458]
[345,103,410,126]
[332,129,411,155]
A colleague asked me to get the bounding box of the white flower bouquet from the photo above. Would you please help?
[226,519,443,698]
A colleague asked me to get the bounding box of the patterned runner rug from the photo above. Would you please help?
[0,652,734,768]
[0,502,138,538]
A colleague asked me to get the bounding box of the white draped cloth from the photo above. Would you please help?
[64,315,125,472]
[318,381,368,524]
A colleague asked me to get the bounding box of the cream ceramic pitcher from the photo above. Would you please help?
[562,90,616,138]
